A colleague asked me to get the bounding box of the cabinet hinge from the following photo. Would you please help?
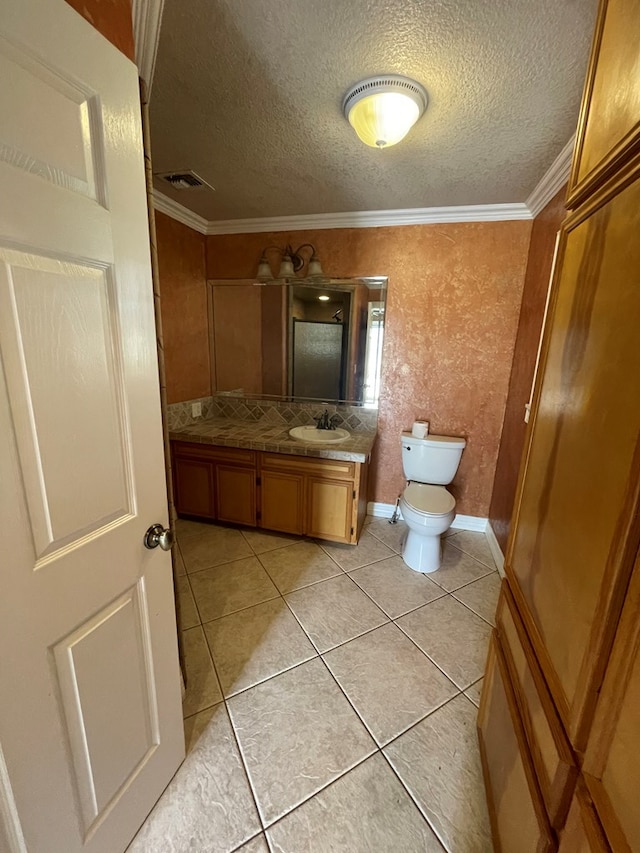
[350,526,354,536]
[352,490,356,500]
[256,476,261,485]
[256,510,261,520]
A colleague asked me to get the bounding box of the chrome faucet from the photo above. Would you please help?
[314,409,340,430]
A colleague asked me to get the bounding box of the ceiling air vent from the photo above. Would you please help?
[155,170,214,191]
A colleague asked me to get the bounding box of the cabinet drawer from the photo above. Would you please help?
[172,440,256,467]
[478,633,555,853]
[497,584,576,829]
[261,452,355,481]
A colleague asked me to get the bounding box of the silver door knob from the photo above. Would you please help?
[144,523,174,551]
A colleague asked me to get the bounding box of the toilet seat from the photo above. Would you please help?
[403,482,455,516]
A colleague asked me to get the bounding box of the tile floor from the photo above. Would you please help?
[128,518,500,853]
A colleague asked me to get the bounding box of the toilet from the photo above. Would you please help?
[399,432,466,573]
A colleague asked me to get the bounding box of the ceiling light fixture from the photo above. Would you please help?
[318,295,330,301]
[342,75,428,149]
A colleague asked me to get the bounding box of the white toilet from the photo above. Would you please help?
[399,432,466,573]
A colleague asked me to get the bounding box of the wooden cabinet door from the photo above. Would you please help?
[478,634,555,853]
[506,164,640,749]
[215,464,256,527]
[306,477,353,544]
[173,455,215,518]
[260,470,305,534]
[497,586,577,829]
[568,0,640,207]
[581,552,640,851]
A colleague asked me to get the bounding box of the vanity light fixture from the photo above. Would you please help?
[256,243,324,281]
[342,75,428,149]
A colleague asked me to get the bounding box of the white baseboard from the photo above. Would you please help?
[485,521,505,578]
[367,501,488,533]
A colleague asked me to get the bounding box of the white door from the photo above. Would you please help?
[0,2,184,852]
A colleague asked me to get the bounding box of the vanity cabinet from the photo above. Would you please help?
[171,441,369,544]
[172,442,257,527]
[259,452,367,544]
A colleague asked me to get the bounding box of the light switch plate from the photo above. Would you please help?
[191,402,202,417]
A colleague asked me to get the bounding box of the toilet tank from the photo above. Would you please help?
[401,433,466,485]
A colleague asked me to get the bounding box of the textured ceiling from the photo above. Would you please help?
[150,0,598,221]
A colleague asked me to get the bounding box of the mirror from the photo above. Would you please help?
[207,276,387,406]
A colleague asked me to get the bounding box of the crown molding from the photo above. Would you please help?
[153,141,578,237]
[152,190,208,234]
[132,0,165,94]
[204,203,532,235]
[526,136,574,217]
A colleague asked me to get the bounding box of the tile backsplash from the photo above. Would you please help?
[167,395,378,433]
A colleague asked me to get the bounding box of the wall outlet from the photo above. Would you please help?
[191,402,202,418]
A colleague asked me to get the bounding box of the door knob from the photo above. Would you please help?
[144,523,174,551]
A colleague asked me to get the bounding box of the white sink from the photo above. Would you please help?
[289,425,350,444]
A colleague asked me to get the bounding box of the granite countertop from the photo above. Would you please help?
[169,417,376,463]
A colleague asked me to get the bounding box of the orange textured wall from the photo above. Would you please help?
[64,0,135,61]
[156,212,210,403]
[206,222,532,516]
[488,188,567,551]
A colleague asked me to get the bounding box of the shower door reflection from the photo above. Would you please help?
[291,320,347,401]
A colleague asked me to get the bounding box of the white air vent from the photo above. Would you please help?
[155,170,214,191]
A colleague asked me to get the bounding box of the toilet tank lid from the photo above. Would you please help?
[401,432,466,450]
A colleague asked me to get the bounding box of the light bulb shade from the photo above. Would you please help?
[256,256,272,281]
[278,254,295,278]
[307,254,324,277]
[343,75,428,149]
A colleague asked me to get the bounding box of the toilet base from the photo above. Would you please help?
[402,528,442,573]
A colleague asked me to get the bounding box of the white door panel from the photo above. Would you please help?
[0,2,183,851]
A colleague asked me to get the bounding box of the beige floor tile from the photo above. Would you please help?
[349,555,445,618]
[464,678,484,708]
[266,753,445,852]
[319,530,395,571]
[397,596,492,689]
[427,539,495,592]
[384,695,492,852]
[227,658,375,825]
[447,530,496,569]
[236,835,269,853]
[258,540,343,593]
[180,527,253,574]
[174,544,186,576]
[181,626,223,717]
[189,556,279,622]
[183,705,217,754]
[176,575,199,630]
[175,517,213,541]
[241,527,301,554]
[365,517,408,553]
[203,598,316,696]
[323,623,457,745]
[453,572,501,625]
[285,574,388,652]
[127,704,260,853]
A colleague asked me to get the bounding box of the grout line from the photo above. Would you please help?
[445,538,497,572]
[450,592,498,627]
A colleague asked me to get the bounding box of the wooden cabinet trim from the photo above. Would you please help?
[567,0,640,209]
[172,440,256,467]
[478,633,556,853]
[497,584,577,828]
[260,451,356,481]
[306,476,353,544]
[559,780,610,853]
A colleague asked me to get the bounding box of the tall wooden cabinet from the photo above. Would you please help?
[478,1,640,849]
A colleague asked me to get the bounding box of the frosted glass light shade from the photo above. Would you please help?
[278,254,295,277]
[343,76,428,149]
